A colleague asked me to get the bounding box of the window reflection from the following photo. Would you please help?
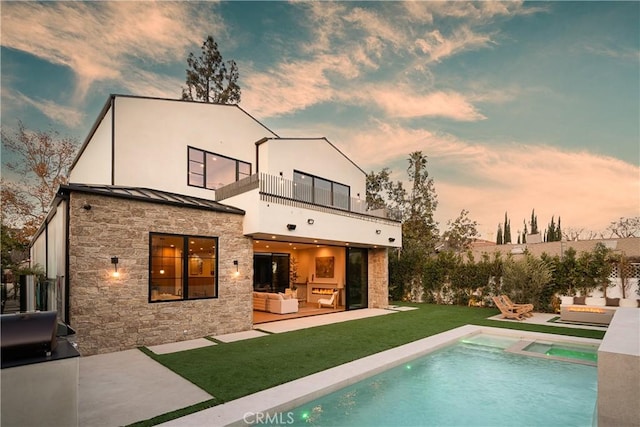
[293,170,350,210]
[150,233,217,302]
[188,147,251,190]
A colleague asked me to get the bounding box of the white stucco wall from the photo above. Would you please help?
[69,106,113,185]
[258,138,366,198]
[111,97,275,198]
[227,188,401,248]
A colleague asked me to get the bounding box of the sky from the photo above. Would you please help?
[1,1,639,241]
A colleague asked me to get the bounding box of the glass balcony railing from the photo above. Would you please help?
[215,173,397,221]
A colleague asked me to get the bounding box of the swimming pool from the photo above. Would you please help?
[162,326,601,426]
[282,335,598,426]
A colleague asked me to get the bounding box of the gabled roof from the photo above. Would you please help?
[69,94,279,172]
[59,184,245,215]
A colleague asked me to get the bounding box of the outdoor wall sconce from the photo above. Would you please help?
[233,260,239,276]
[287,224,296,231]
[307,219,314,225]
[376,229,381,234]
[111,256,120,278]
[388,238,396,243]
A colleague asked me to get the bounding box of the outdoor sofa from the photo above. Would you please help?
[253,292,299,314]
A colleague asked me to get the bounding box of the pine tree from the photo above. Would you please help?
[496,223,503,245]
[181,35,241,104]
[546,216,561,242]
[522,221,528,243]
[530,209,538,234]
[504,213,512,244]
[557,216,562,241]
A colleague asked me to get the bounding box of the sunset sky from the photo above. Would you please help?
[1,1,638,240]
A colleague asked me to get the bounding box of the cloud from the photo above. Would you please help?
[584,44,640,62]
[241,58,337,117]
[242,1,533,119]
[312,120,639,237]
[4,90,84,128]
[414,1,546,22]
[361,86,486,121]
[1,1,224,98]
[117,70,185,100]
[415,27,493,63]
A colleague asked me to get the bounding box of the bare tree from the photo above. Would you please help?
[1,122,77,238]
[606,217,640,238]
[562,227,584,241]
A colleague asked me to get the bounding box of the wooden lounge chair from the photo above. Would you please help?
[492,296,524,321]
[501,295,534,317]
[318,291,339,309]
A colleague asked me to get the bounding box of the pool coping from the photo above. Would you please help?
[159,325,601,426]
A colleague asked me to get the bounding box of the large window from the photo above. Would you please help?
[293,170,350,210]
[188,147,251,190]
[149,233,218,302]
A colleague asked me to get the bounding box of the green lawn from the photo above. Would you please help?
[131,303,605,426]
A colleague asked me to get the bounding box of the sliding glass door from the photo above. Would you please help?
[253,253,289,293]
[346,248,368,309]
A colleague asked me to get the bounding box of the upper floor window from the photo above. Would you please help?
[149,233,218,302]
[188,147,251,190]
[293,170,350,210]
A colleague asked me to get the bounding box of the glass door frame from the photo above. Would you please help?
[345,247,368,310]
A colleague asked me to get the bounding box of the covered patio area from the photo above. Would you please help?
[253,305,343,324]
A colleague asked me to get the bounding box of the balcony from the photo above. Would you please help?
[215,173,398,222]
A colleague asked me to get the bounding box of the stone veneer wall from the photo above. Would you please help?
[368,248,389,309]
[68,193,253,355]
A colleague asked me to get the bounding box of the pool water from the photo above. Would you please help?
[524,342,598,363]
[282,338,597,426]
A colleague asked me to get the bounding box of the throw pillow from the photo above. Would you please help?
[573,296,586,305]
[605,297,620,307]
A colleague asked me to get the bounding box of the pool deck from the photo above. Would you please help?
[158,325,601,426]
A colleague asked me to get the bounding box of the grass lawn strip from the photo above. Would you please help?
[129,304,605,426]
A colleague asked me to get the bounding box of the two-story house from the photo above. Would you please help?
[30,95,402,355]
